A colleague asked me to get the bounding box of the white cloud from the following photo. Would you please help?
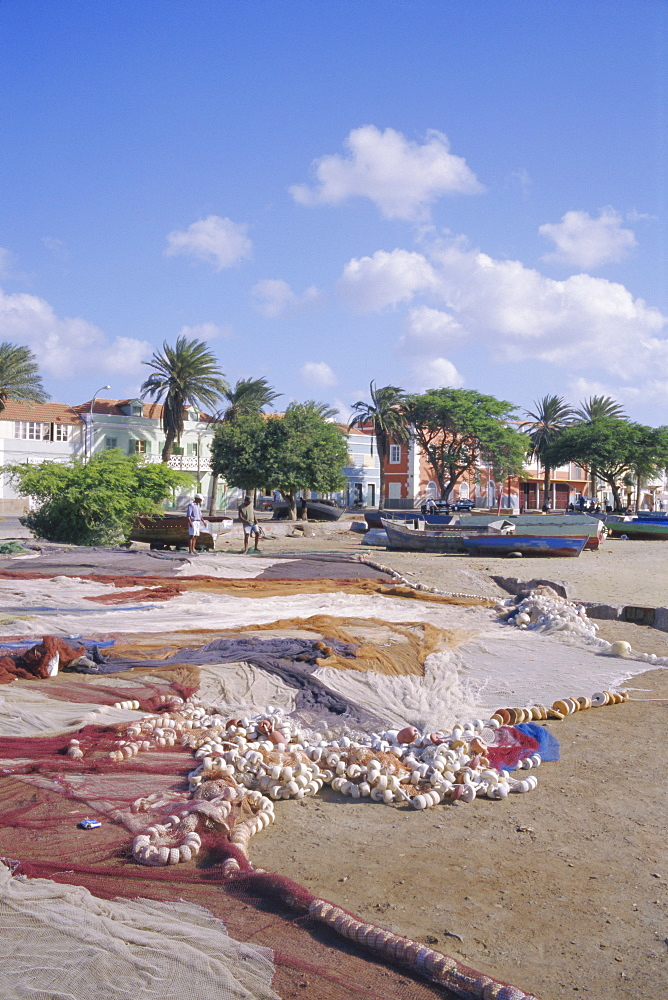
[331,398,353,424]
[338,249,438,312]
[401,305,465,350]
[177,322,227,341]
[338,238,668,392]
[0,287,152,382]
[406,356,465,391]
[290,125,483,222]
[251,279,321,318]
[300,361,338,387]
[165,215,252,271]
[539,208,637,269]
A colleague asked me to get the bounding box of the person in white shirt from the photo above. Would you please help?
[186,494,203,554]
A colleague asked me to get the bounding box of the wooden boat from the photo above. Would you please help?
[381,517,513,554]
[459,513,605,549]
[460,533,589,557]
[604,517,668,540]
[364,509,423,529]
[129,514,231,551]
[271,499,344,521]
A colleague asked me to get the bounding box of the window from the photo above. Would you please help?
[105,437,118,450]
[130,439,149,454]
[53,424,69,442]
[131,405,143,416]
[389,444,401,463]
[187,442,198,457]
[14,421,50,440]
[387,482,402,499]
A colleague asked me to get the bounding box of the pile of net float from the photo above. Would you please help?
[66,687,628,868]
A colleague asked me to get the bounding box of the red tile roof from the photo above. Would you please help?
[71,398,216,422]
[0,400,82,424]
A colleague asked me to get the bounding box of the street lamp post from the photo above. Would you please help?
[88,385,111,461]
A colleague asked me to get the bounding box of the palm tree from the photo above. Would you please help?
[0,342,49,412]
[349,382,408,510]
[574,395,628,497]
[209,377,281,514]
[140,336,228,462]
[520,395,574,509]
[574,395,627,422]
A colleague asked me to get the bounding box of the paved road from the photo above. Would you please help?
[0,516,32,540]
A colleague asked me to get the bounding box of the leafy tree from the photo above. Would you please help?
[208,377,281,513]
[0,342,49,412]
[140,336,228,462]
[520,395,574,507]
[544,419,668,510]
[401,388,527,500]
[264,403,347,517]
[573,396,628,495]
[209,412,268,499]
[210,402,347,519]
[349,382,408,509]
[2,450,189,546]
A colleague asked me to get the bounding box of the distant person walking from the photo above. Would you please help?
[186,493,203,555]
[239,494,261,553]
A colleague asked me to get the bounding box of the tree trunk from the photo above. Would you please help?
[208,473,219,515]
[543,466,551,508]
[611,482,622,509]
[377,437,387,510]
[284,490,297,520]
[161,430,176,463]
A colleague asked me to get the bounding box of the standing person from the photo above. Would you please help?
[239,494,261,553]
[186,493,203,555]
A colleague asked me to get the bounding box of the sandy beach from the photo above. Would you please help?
[0,521,666,999]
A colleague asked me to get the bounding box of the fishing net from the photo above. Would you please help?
[6,551,625,998]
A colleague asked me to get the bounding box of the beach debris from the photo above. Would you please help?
[78,818,101,829]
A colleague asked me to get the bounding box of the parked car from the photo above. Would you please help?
[420,498,475,514]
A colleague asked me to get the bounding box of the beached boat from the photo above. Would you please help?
[364,509,423,529]
[604,517,668,540]
[381,517,513,553]
[460,533,588,557]
[459,513,605,550]
[129,514,231,550]
[271,499,344,521]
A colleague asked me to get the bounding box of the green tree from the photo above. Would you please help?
[2,450,189,546]
[0,342,49,412]
[208,377,281,513]
[210,402,347,519]
[349,382,408,509]
[544,419,668,510]
[209,412,268,500]
[520,395,574,507]
[401,388,527,500]
[573,396,628,496]
[140,336,228,462]
[264,403,347,517]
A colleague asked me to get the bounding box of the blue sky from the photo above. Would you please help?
[1,1,666,424]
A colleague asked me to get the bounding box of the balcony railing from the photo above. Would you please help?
[142,454,212,472]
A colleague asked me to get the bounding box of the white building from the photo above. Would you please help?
[0,400,86,512]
